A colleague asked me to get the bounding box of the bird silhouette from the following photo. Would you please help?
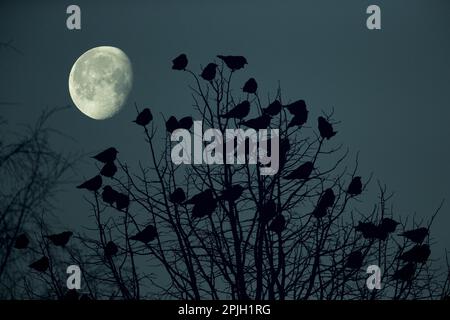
[355,222,379,239]
[166,116,179,133]
[217,55,247,71]
[288,114,308,128]
[116,192,130,210]
[29,256,49,272]
[102,186,119,206]
[201,63,217,81]
[240,114,271,130]
[263,100,282,116]
[178,116,193,130]
[285,100,308,116]
[393,263,415,281]
[218,185,244,202]
[400,227,429,243]
[104,241,119,257]
[284,161,313,180]
[172,54,188,70]
[192,200,217,218]
[130,225,158,243]
[345,250,364,269]
[347,176,362,196]
[14,233,29,249]
[100,162,117,178]
[312,188,335,218]
[312,205,328,219]
[242,78,257,94]
[133,108,153,126]
[259,199,277,224]
[221,101,250,119]
[46,231,73,247]
[399,244,431,264]
[92,147,118,163]
[184,189,215,205]
[269,214,286,233]
[77,175,102,192]
[379,218,399,234]
[169,188,186,204]
[318,116,337,140]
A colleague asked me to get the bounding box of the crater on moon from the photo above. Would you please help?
[68,46,133,120]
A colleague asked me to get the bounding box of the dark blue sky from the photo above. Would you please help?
[1,0,449,252]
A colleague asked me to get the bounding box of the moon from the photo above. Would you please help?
[68,46,133,120]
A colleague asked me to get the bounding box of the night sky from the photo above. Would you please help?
[1,0,450,254]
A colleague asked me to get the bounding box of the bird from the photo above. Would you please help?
[312,205,328,219]
[399,244,431,264]
[242,78,257,94]
[379,218,399,234]
[218,185,244,202]
[285,100,308,117]
[217,55,247,71]
[355,222,379,239]
[192,200,217,218]
[284,161,314,180]
[172,53,188,70]
[166,116,179,133]
[269,214,286,233]
[240,114,271,130]
[318,188,335,208]
[288,115,308,128]
[169,188,186,204]
[347,176,362,196]
[133,108,153,126]
[116,192,130,211]
[178,116,193,130]
[318,116,337,140]
[392,263,415,282]
[400,227,429,243]
[221,101,250,119]
[102,186,119,206]
[259,199,277,224]
[92,147,118,163]
[201,63,217,81]
[184,189,215,205]
[100,162,117,178]
[14,233,29,249]
[345,250,364,269]
[130,225,158,243]
[29,256,49,272]
[77,175,102,192]
[104,241,119,257]
[262,100,282,116]
[46,231,73,247]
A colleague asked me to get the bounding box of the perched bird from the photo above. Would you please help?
[192,200,217,218]
[29,256,49,272]
[242,78,257,94]
[116,192,130,211]
[218,185,244,202]
[172,53,188,70]
[284,161,314,180]
[130,225,158,243]
[312,205,328,219]
[184,189,215,205]
[178,116,193,130]
[104,241,119,257]
[221,101,250,120]
[166,116,179,133]
[102,186,119,206]
[217,55,247,71]
[259,199,277,224]
[285,100,308,117]
[347,176,362,196]
[77,175,102,192]
[392,263,415,282]
[318,188,335,208]
[400,227,429,244]
[379,218,400,234]
[100,162,117,178]
[269,214,286,233]
[400,244,431,264]
[288,114,308,128]
[14,233,29,249]
[345,250,364,269]
[240,114,271,130]
[133,108,153,126]
[46,231,73,247]
[201,63,217,81]
[318,116,337,140]
[169,188,186,204]
[355,222,379,239]
[92,147,118,163]
[263,100,282,116]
